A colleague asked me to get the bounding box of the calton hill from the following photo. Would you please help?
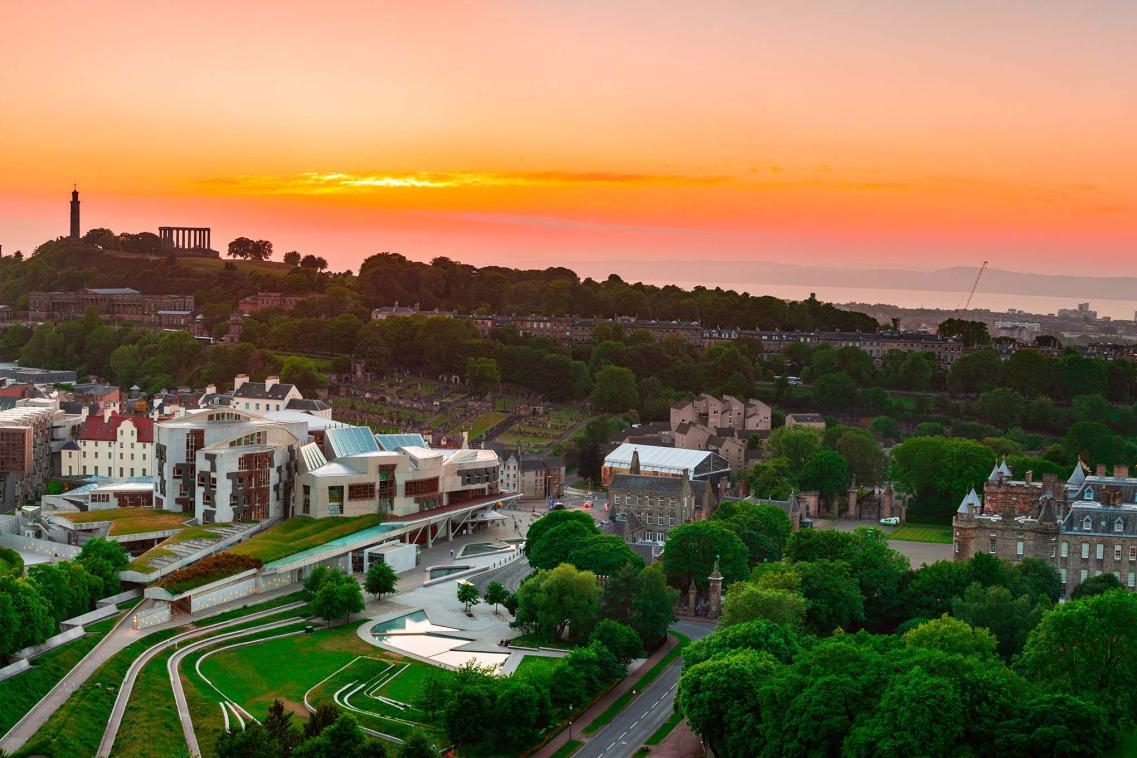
[2,235,1137,756]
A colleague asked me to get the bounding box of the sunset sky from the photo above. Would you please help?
[2,1,1136,278]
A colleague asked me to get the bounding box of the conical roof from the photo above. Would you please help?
[1067,458,1087,488]
[957,487,982,514]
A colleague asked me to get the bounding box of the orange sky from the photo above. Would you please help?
[2,1,1136,276]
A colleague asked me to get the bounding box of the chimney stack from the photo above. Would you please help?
[1025,471,1033,485]
[1115,465,1129,478]
[1096,463,1107,476]
[265,375,279,391]
[205,383,216,396]
[233,374,249,390]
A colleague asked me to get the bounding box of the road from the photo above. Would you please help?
[573,618,714,758]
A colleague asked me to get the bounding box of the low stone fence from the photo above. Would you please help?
[0,659,31,683]
[0,532,81,561]
[60,604,119,631]
[12,626,85,662]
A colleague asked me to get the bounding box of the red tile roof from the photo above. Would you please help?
[77,413,155,443]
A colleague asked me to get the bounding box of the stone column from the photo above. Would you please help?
[847,486,858,519]
[708,556,724,619]
[687,582,697,614]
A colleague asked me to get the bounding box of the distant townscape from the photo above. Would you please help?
[0,189,1134,758]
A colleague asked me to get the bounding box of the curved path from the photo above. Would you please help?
[167,617,307,757]
[96,602,307,758]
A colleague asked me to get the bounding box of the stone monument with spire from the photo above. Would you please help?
[708,554,724,619]
[69,185,80,240]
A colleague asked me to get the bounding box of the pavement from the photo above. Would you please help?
[814,517,952,567]
[535,618,715,758]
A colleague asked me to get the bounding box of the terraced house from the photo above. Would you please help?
[60,411,154,479]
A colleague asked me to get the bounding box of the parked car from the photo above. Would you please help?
[879,516,900,526]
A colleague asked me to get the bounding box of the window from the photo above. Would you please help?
[1083,516,1093,530]
[1116,518,1125,533]
[954,541,960,555]
[1016,541,1024,556]
[1085,488,1095,501]
[327,485,344,516]
[988,536,997,554]
[614,495,622,505]
[1080,569,1089,582]
[1082,543,1090,559]
[1130,573,1136,589]
[1060,568,1067,584]
[1061,541,1069,558]
[669,514,676,526]
[1116,545,1124,562]
[1130,546,1136,561]
[348,483,375,501]
[1097,544,1105,560]
[302,485,310,515]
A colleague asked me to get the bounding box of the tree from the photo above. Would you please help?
[215,722,281,758]
[0,576,54,662]
[457,581,481,612]
[843,666,965,758]
[312,571,364,626]
[464,357,500,396]
[746,458,795,500]
[889,436,992,523]
[513,564,600,642]
[902,614,999,660]
[483,580,509,614]
[1070,572,1123,600]
[524,510,597,559]
[263,698,300,757]
[631,563,679,647]
[764,426,821,472]
[302,703,342,740]
[76,538,128,597]
[589,619,642,663]
[831,428,887,487]
[397,732,435,758]
[661,521,749,591]
[783,528,856,563]
[679,649,779,757]
[364,561,398,599]
[283,250,302,266]
[227,237,256,259]
[795,560,864,633]
[491,677,544,749]
[682,618,806,669]
[566,534,643,575]
[799,449,848,502]
[528,520,599,571]
[589,364,638,412]
[714,500,792,566]
[952,583,1043,661]
[869,415,902,441]
[293,713,377,758]
[719,582,807,628]
[938,318,991,347]
[1019,590,1137,718]
[26,562,79,624]
[280,356,329,396]
[813,371,858,411]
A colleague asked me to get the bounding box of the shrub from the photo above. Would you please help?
[158,553,262,595]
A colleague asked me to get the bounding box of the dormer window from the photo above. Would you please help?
[1083,516,1093,531]
[1084,488,1095,501]
[1115,518,1125,533]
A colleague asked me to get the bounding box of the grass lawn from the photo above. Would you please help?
[127,524,229,573]
[583,632,690,736]
[0,615,119,735]
[548,740,582,758]
[59,507,189,536]
[269,350,336,371]
[646,711,683,744]
[887,524,953,544]
[10,592,307,758]
[193,621,447,743]
[226,514,387,563]
[514,655,562,678]
[177,255,293,275]
[509,632,575,650]
[467,411,509,438]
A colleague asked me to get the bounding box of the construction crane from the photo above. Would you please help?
[956,261,988,318]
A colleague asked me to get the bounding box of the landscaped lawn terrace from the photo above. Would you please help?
[58,507,189,536]
[126,523,230,573]
[513,655,562,678]
[0,615,120,735]
[191,621,448,745]
[226,514,387,564]
[886,523,953,544]
[467,411,509,438]
[9,592,307,758]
